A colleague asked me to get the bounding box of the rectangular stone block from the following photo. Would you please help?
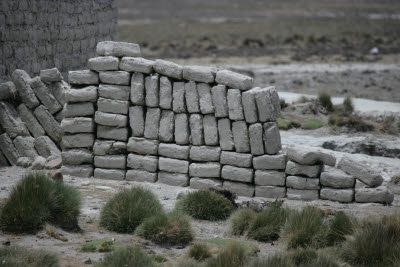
[98,97,129,115]
[175,113,189,145]
[97,125,128,141]
[127,153,158,172]
[159,76,172,109]
[30,77,62,114]
[144,108,161,140]
[159,157,189,174]
[248,123,265,156]
[61,133,95,149]
[0,133,20,165]
[127,137,158,155]
[320,168,355,189]
[68,70,99,85]
[94,168,126,180]
[338,156,383,188]
[232,121,250,153]
[222,165,253,183]
[88,56,119,71]
[0,101,30,138]
[13,136,38,159]
[220,151,252,168]
[197,83,214,114]
[95,111,127,128]
[17,103,45,138]
[94,155,126,169]
[61,117,95,133]
[242,88,258,123]
[190,146,221,162]
[129,106,144,137]
[0,150,9,167]
[126,169,157,183]
[287,146,336,166]
[189,114,204,145]
[96,41,140,57]
[223,181,254,197]
[190,178,222,191]
[154,59,183,80]
[40,68,63,82]
[263,122,281,155]
[203,115,219,146]
[189,163,221,178]
[62,149,93,165]
[183,66,215,83]
[60,164,93,178]
[64,102,94,118]
[158,172,189,187]
[34,105,62,142]
[0,81,17,101]
[320,188,354,203]
[254,86,281,122]
[99,84,130,101]
[218,119,234,151]
[173,82,186,113]
[185,81,200,113]
[255,170,286,186]
[158,143,190,160]
[130,73,145,105]
[159,110,174,142]
[48,81,68,106]
[99,71,130,85]
[34,136,60,158]
[285,161,323,178]
[211,85,228,118]
[145,74,159,107]
[11,69,40,108]
[287,188,319,201]
[286,175,320,190]
[355,186,394,204]
[119,57,154,74]
[65,86,97,103]
[255,186,286,198]
[227,89,244,121]
[93,140,127,156]
[215,70,253,91]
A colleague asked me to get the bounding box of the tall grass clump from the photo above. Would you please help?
[0,172,81,233]
[176,189,236,221]
[250,254,294,267]
[281,206,328,249]
[95,246,155,267]
[326,211,354,246]
[343,96,354,114]
[206,242,248,267]
[318,92,333,112]
[248,203,290,242]
[0,245,60,267]
[229,208,256,236]
[100,187,162,233]
[136,211,193,246]
[188,243,212,261]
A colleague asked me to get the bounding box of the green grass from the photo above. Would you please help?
[81,239,119,253]
[303,118,324,130]
[277,117,301,130]
[288,247,318,265]
[100,187,163,233]
[229,208,256,236]
[326,211,354,246]
[318,92,333,112]
[175,189,236,221]
[0,245,60,267]
[205,242,248,267]
[188,243,212,261]
[200,239,259,256]
[152,254,168,263]
[94,246,156,267]
[0,172,81,234]
[343,96,354,114]
[136,211,194,246]
[250,254,294,267]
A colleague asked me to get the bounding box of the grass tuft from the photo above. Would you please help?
[188,243,212,261]
[288,247,318,265]
[303,118,324,130]
[94,246,155,267]
[318,92,333,112]
[250,254,294,267]
[0,245,60,267]
[206,242,248,267]
[100,187,163,233]
[343,96,354,114]
[326,211,354,246]
[277,117,301,130]
[229,208,256,236]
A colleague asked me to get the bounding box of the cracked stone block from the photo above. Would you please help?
[119,57,154,74]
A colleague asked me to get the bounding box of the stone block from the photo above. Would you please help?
[93,140,126,156]
[127,137,158,155]
[0,133,20,165]
[173,82,186,113]
[34,105,62,142]
[215,70,253,90]
[97,126,128,141]
[211,85,228,117]
[222,165,253,183]
[154,59,183,79]
[62,149,93,165]
[218,118,234,150]
[183,65,215,83]
[285,161,323,178]
[159,110,174,142]
[263,122,281,155]
[175,113,189,145]
[338,156,383,187]
[129,106,145,137]
[287,146,336,166]
[197,83,214,114]
[158,172,189,186]
[0,81,17,101]
[190,178,222,190]
[355,186,394,204]
[249,123,264,155]
[189,114,204,145]
[99,71,130,85]
[0,101,30,138]
[17,103,45,138]
[223,181,254,197]
[34,136,60,158]
[68,70,99,85]
[98,97,129,114]
[88,56,119,71]
[126,169,157,183]
[127,154,158,172]
[253,154,287,170]
[48,80,68,106]
[13,136,38,159]
[65,86,97,103]
[30,77,62,114]
[189,163,221,178]
[94,168,125,180]
[227,89,244,120]
[242,88,258,123]
[185,81,200,113]
[220,151,252,168]
[232,121,250,153]
[98,84,130,101]
[144,108,161,140]
[159,76,172,109]
[95,111,127,127]
[0,150,9,167]
[254,86,281,122]
[286,175,320,190]
[145,74,159,107]
[320,168,355,189]
[203,115,219,146]
[255,170,286,186]
[287,188,319,201]
[40,68,63,82]
[159,157,189,174]
[61,117,95,133]
[158,143,189,160]
[64,102,94,118]
[60,164,93,178]
[120,57,154,73]
[31,156,46,170]
[94,155,126,169]
[61,133,94,149]
[11,69,39,109]
[190,146,221,162]
[255,186,286,198]
[16,157,32,168]
[96,41,140,57]
[130,73,144,105]
[320,188,354,203]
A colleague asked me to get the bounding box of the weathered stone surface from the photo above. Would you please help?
[48,80,68,106]
[44,158,62,169]
[154,59,183,79]
[0,133,20,165]
[88,56,119,71]
[159,110,174,142]
[99,71,130,85]
[64,102,94,118]
[0,150,9,167]
[62,149,93,165]
[120,57,154,73]
[96,41,140,57]
[183,66,215,83]
[60,164,93,178]
[189,163,221,178]
[175,113,189,145]
[253,154,287,170]
[17,157,33,168]
[31,156,46,170]
[190,178,222,190]
[61,117,95,133]
[287,188,319,201]
[98,97,129,114]
[129,106,144,137]
[232,121,250,153]
[127,154,158,172]
[263,122,281,155]
[127,137,158,155]
[338,156,384,187]
[68,70,99,85]
[17,103,45,138]
[126,169,157,183]
[215,70,253,90]
[218,118,234,151]
[0,101,30,138]
[29,77,62,114]
[249,123,264,155]
[189,114,204,145]
[13,136,38,159]
[222,165,253,183]
[197,83,214,114]
[223,181,254,197]
[61,134,95,149]
[158,143,190,160]
[0,81,17,100]
[254,86,281,122]
[158,172,189,186]
[227,89,244,121]
[94,168,125,180]
[242,88,258,123]
[255,186,286,198]
[159,157,189,174]
[65,86,97,103]
[97,126,128,141]
[94,155,126,169]
[320,188,354,203]
[145,74,159,107]
[130,73,145,105]
[173,82,186,113]
[11,69,39,108]
[159,76,172,109]
[221,151,252,168]
[211,85,228,118]
[95,111,127,127]
[255,170,286,186]
[320,168,355,189]
[93,140,126,156]
[34,105,62,142]
[40,68,63,82]
[355,186,394,204]
[190,146,221,162]
[285,161,323,178]
[98,84,130,101]
[54,110,64,123]
[34,136,60,158]
[185,81,200,113]
[144,108,161,140]
[286,176,320,190]
[203,115,219,146]
[287,146,336,167]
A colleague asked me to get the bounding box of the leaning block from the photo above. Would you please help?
[338,156,383,188]
[34,105,62,142]
[0,133,20,165]
[119,57,154,74]
[40,68,63,82]
[215,70,253,91]
[183,65,215,83]
[30,77,62,114]
[0,101,30,138]
[11,69,40,109]
[17,103,45,138]
[34,136,61,158]
[13,136,38,159]
[154,59,183,79]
